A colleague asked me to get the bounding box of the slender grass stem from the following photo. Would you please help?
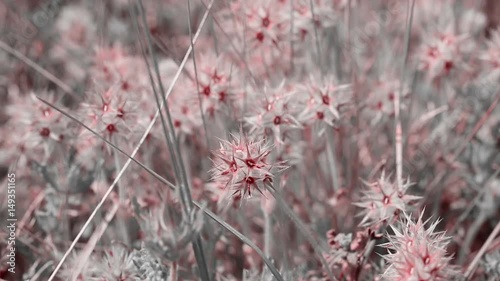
[265,182,337,281]
[326,127,340,191]
[0,40,80,100]
[464,219,500,279]
[172,262,178,281]
[70,202,120,281]
[264,210,272,258]
[458,209,488,264]
[113,149,130,245]
[425,93,500,209]
[187,0,211,150]
[132,0,211,279]
[309,0,323,75]
[394,0,416,189]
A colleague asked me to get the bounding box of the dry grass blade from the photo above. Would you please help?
[265,182,337,281]
[0,40,80,100]
[132,0,211,279]
[464,219,500,279]
[187,0,211,150]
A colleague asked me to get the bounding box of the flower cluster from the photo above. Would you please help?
[2,0,500,280]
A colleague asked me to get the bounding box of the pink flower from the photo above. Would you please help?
[225,0,289,50]
[418,31,468,81]
[380,212,460,281]
[297,75,351,129]
[209,130,287,203]
[185,52,238,117]
[2,91,71,165]
[354,172,420,226]
[79,84,139,144]
[365,78,409,124]
[168,82,204,137]
[244,82,302,143]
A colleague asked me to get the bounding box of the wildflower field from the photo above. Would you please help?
[0,0,499,280]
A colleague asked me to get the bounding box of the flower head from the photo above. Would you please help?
[298,75,351,129]
[209,130,287,203]
[245,82,302,143]
[354,172,420,226]
[418,31,468,81]
[380,212,460,281]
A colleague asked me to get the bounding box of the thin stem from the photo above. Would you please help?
[0,40,80,100]
[70,202,120,281]
[264,211,272,257]
[309,0,323,75]
[30,261,54,281]
[133,0,211,279]
[265,182,337,281]
[464,219,500,279]
[450,169,500,236]
[326,127,340,191]
[458,209,488,264]
[197,0,259,86]
[394,0,416,188]
[187,0,211,150]
[172,262,178,281]
[113,149,130,245]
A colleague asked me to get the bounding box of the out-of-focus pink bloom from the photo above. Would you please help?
[365,79,409,124]
[418,31,468,81]
[2,91,70,165]
[354,172,420,226]
[245,82,302,143]
[225,0,289,50]
[185,52,239,117]
[297,75,351,129]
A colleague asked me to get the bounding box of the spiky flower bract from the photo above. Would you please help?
[380,212,460,281]
[209,129,287,203]
[354,172,420,226]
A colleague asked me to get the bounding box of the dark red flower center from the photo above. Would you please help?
[203,86,211,96]
[106,124,117,134]
[245,159,256,168]
[256,32,264,42]
[262,17,270,27]
[40,127,50,137]
[322,95,330,105]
